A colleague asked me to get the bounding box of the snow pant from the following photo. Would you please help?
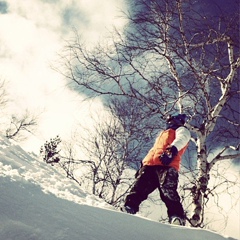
[124,165,184,219]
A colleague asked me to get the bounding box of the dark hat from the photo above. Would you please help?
[166,114,187,129]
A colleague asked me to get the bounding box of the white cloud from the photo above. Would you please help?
[0,0,127,152]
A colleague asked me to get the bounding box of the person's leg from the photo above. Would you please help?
[123,166,158,213]
[158,167,185,223]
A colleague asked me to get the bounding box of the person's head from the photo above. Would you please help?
[166,114,187,130]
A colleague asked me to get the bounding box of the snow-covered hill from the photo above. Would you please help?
[0,135,238,240]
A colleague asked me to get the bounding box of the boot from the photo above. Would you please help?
[169,216,185,226]
[120,205,137,214]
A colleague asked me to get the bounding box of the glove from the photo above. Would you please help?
[160,145,178,165]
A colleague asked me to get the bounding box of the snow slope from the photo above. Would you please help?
[0,135,238,240]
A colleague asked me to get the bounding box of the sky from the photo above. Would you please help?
[0,0,127,153]
[0,0,238,153]
[0,134,238,240]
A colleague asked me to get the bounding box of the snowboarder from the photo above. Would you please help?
[121,114,191,226]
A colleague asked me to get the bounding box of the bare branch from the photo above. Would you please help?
[6,111,38,140]
[209,144,240,170]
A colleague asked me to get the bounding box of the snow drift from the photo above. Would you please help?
[0,135,238,240]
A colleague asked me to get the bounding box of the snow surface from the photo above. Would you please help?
[0,135,238,240]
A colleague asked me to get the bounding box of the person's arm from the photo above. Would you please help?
[171,126,191,151]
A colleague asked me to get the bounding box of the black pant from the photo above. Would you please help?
[124,165,184,219]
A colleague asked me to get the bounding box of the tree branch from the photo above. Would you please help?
[209,144,240,170]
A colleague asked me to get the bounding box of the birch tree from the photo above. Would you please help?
[58,0,239,228]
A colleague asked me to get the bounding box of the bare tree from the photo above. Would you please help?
[5,110,38,141]
[76,98,153,205]
[57,0,239,229]
[40,98,149,206]
[0,79,38,141]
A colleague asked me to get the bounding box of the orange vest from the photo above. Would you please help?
[142,129,188,171]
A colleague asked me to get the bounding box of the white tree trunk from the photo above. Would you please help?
[190,132,210,226]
